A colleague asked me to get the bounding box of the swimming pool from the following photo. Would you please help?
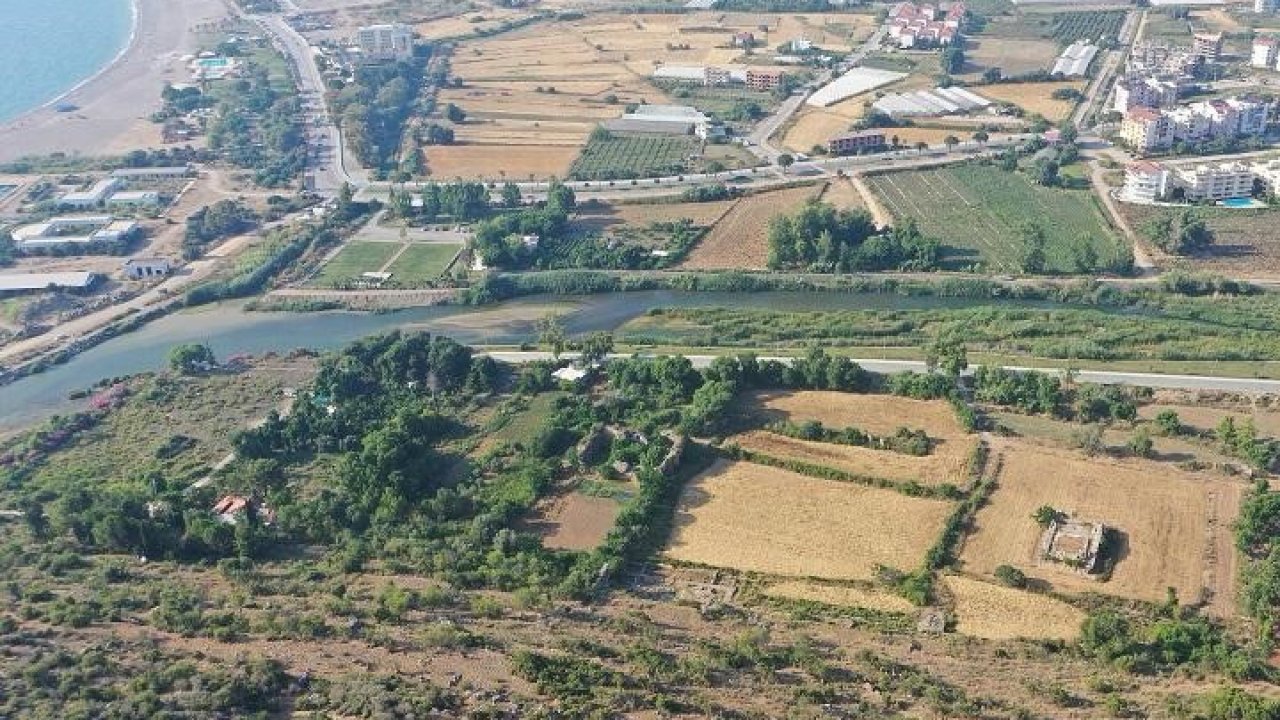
[196,57,229,68]
[1220,197,1266,209]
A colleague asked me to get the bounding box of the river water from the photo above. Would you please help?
[0,290,1028,431]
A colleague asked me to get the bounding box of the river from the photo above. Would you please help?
[0,290,1031,431]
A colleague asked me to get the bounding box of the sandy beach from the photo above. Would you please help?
[0,0,230,163]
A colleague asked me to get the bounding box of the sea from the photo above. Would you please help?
[0,0,134,124]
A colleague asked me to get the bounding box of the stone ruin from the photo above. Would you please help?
[1037,517,1106,574]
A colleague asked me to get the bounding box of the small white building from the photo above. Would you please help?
[110,166,194,182]
[59,178,121,208]
[1253,36,1279,68]
[11,216,140,249]
[107,191,162,208]
[123,257,172,280]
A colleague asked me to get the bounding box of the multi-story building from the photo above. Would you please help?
[887,2,964,49]
[1121,161,1169,203]
[356,24,414,63]
[1129,41,1204,77]
[745,68,785,91]
[1253,36,1279,68]
[1257,0,1279,14]
[828,130,887,155]
[1111,73,1183,113]
[1229,96,1271,135]
[1121,106,1175,151]
[1172,162,1256,201]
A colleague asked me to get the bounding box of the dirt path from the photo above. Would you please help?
[849,172,893,227]
[1089,160,1159,275]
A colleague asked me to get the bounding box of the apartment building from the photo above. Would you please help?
[1121,106,1175,151]
[356,24,414,63]
[828,130,887,155]
[1254,36,1280,68]
[1121,161,1169,203]
[745,68,785,91]
[1172,162,1255,201]
[1111,73,1183,113]
[1193,32,1224,61]
[1121,96,1271,151]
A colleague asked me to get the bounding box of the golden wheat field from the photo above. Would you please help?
[423,145,579,181]
[666,459,954,580]
[944,574,1085,641]
[961,438,1243,616]
[765,580,918,614]
[733,430,970,487]
[747,391,965,438]
[976,81,1085,122]
[680,184,822,270]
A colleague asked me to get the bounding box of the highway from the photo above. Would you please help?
[483,352,1280,394]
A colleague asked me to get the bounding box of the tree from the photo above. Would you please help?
[578,332,614,366]
[972,130,989,146]
[914,141,929,154]
[1033,158,1060,187]
[940,46,965,74]
[1019,224,1048,274]
[1127,427,1154,458]
[994,564,1027,588]
[501,182,522,208]
[925,335,967,379]
[1058,121,1079,145]
[168,343,216,375]
[1153,409,1182,436]
[444,103,467,123]
[1032,505,1062,528]
[777,153,794,173]
[943,135,960,152]
[981,67,1002,83]
[537,313,567,359]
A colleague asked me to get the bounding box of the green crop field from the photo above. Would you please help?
[866,164,1127,274]
[386,243,462,283]
[309,241,400,286]
[569,134,699,181]
[1049,10,1127,45]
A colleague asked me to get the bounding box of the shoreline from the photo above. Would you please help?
[0,0,229,163]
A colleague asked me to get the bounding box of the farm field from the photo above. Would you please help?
[745,391,966,440]
[764,580,917,614]
[525,490,621,551]
[732,429,970,487]
[384,243,462,283]
[960,37,1060,78]
[976,81,1085,121]
[866,163,1125,273]
[943,575,1085,641]
[423,145,579,181]
[568,134,700,181]
[666,459,954,580]
[961,438,1243,616]
[415,9,536,40]
[437,11,824,179]
[1047,10,1128,45]
[308,242,401,287]
[1138,402,1280,439]
[1117,203,1280,279]
[817,177,866,211]
[680,183,823,270]
[573,198,736,237]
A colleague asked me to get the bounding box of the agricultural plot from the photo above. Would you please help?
[666,459,955,581]
[764,580,917,614]
[385,243,462,283]
[308,242,401,287]
[976,81,1084,121]
[680,183,823,270]
[525,491,621,551]
[568,135,700,181]
[572,198,736,238]
[1117,203,1280,279]
[961,38,1060,78]
[1138,402,1280,439]
[943,575,1084,641]
[1048,10,1127,45]
[866,164,1124,274]
[733,430,968,487]
[424,145,579,181]
[960,439,1243,617]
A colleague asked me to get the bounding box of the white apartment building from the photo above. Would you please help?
[1121,96,1271,152]
[1122,161,1170,202]
[1111,74,1182,113]
[1173,162,1256,201]
[356,24,414,63]
[1254,36,1279,68]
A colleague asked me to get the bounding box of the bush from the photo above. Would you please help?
[994,564,1027,588]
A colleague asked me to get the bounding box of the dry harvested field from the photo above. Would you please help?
[765,580,917,614]
[423,145,578,181]
[977,81,1085,121]
[416,9,536,40]
[818,178,866,211]
[666,459,954,580]
[574,198,737,235]
[960,38,1060,78]
[746,390,970,443]
[944,574,1084,641]
[961,439,1243,616]
[680,184,823,270]
[734,430,970,487]
[525,491,620,551]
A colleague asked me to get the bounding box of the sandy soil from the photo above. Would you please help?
[0,0,228,162]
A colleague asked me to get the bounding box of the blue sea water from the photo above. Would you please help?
[0,0,134,123]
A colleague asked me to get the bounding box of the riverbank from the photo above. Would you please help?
[0,0,229,162]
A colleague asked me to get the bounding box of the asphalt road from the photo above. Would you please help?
[484,352,1280,394]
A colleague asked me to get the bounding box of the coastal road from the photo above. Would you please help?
[483,352,1280,394]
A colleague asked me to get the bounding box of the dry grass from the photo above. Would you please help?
[818,178,866,211]
[415,9,536,40]
[977,81,1085,121]
[782,95,869,153]
[680,184,823,270]
[733,430,970,487]
[765,580,917,614]
[747,390,968,440]
[666,459,955,580]
[1139,403,1280,439]
[944,574,1084,641]
[525,491,620,551]
[574,199,737,235]
[424,145,579,181]
[961,38,1060,78]
[961,438,1243,616]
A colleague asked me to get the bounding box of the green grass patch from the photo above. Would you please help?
[866,163,1126,274]
[385,243,462,284]
[568,134,699,181]
[309,242,401,287]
